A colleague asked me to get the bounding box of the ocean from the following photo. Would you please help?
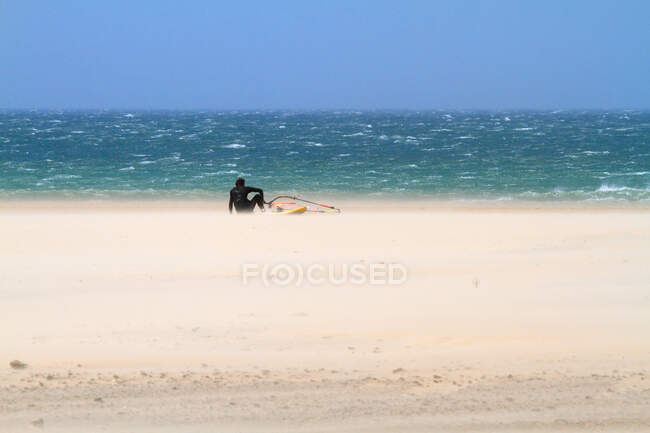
[1,110,648,201]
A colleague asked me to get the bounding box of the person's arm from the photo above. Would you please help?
[228,194,234,213]
[247,186,263,194]
[246,186,264,201]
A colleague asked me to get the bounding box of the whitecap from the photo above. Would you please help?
[343,132,365,137]
[43,174,82,180]
[582,150,610,155]
[222,143,246,149]
[119,166,135,171]
[597,184,644,192]
[514,127,533,131]
[124,113,135,118]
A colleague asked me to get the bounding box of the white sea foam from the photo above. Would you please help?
[338,153,351,157]
[119,166,135,171]
[582,150,610,155]
[343,132,365,137]
[278,125,286,129]
[43,174,82,180]
[124,113,135,118]
[597,184,647,192]
[514,127,533,131]
[222,143,246,149]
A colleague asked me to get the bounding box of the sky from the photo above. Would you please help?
[1,0,649,110]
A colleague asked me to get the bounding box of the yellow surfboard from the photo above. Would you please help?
[275,206,307,215]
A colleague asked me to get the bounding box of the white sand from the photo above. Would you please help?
[1,200,649,432]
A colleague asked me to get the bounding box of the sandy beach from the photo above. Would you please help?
[1,200,649,432]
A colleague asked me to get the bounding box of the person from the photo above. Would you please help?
[229,178,265,213]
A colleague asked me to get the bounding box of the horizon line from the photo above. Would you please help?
[1,107,649,113]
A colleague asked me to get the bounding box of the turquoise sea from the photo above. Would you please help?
[1,110,649,201]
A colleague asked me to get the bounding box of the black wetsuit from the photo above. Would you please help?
[229,185,264,213]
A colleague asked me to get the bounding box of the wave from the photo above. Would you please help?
[596,184,649,193]
[603,171,649,177]
[222,144,246,149]
[42,174,82,181]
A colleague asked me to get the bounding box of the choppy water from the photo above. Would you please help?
[1,110,649,201]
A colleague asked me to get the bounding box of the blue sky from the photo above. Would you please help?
[1,0,648,109]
